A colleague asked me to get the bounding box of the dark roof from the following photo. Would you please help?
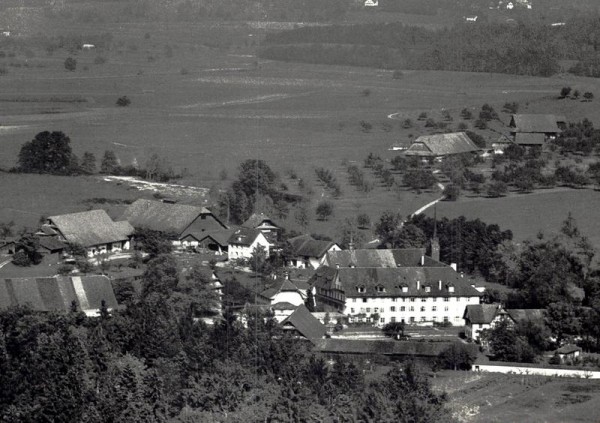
[506,309,545,323]
[404,132,480,157]
[510,114,561,133]
[464,304,502,324]
[288,234,338,258]
[0,238,16,247]
[281,304,327,341]
[324,248,433,268]
[514,133,545,146]
[0,275,119,314]
[310,266,483,298]
[228,227,263,246]
[122,199,224,235]
[556,344,582,354]
[181,229,235,247]
[260,278,303,300]
[48,210,131,248]
[37,237,67,252]
[242,213,280,230]
[271,302,298,311]
[313,339,476,357]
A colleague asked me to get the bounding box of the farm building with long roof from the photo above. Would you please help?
[404,132,480,157]
[509,114,566,146]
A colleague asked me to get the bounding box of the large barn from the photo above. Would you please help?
[403,132,480,157]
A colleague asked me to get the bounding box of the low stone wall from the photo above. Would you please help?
[473,363,600,379]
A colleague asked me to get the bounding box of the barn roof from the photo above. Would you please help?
[506,308,545,323]
[313,339,475,357]
[404,132,480,157]
[48,210,130,248]
[324,248,431,268]
[288,234,338,258]
[0,275,119,315]
[310,266,482,298]
[281,304,327,341]
[463,304,503,324]
[510,114,561,133]
[121,199,219,235]
[514,132,545,146]
[242,213,280,230]
[37,237,67,252]
[260,277,305,300]
[181,229,235,247]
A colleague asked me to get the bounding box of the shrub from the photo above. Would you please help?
[474,119,487,129]
[94,56,107,65]
[460,108,473,120]
[402,118,413,129]
[583,92,594,102]
[392,69,403,79]
[360,120,372,132]
[417,112,428,121]
[487,181,508,197]
[443,184,460,201]
[116,96,131,107]
[560,86,572,98]
[12,251,31,267]
[424,118,436,127]
[64,57,77,71]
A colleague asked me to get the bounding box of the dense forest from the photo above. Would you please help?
[260,16,600,77]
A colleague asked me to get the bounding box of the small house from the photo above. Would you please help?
[259,273,308,307]
[509,114,563,144]
[463,303,509,341]
[364,0,378,6]
[242,213,280,244]
[556,344,582,363]
[287,234,341,269]
[227,227,271,260]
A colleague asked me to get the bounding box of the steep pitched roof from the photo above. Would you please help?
[464,304,502,324]
[121,199,218,235]
[556,344,581,354]
[405,132,480,157]
[242,213,280,230]
[506,309,545,323]
[228,227,263,246]
[0,275,119,315]
[182,229,235,247]
[48,210,130,247]
[514,132,545,146]
[288,234,338,258]
[37,237,67,252]
[324,248,428,268]
[510,114,560,133]
[260,277,304,300]
[281,304,327,341]
[310,266,483,298]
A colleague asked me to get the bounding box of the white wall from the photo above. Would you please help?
[473,364,600,379]
[344,295,480,326]
[228,233,270,260]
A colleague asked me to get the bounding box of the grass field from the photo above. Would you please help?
[433,371,600,423]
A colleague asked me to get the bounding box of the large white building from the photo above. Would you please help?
[227,227,271,260]
[309,249,484,326]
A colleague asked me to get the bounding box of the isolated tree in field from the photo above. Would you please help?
[249,244,270,275]
[572,90,580,100]
[18,131,74,175]
[403,169,437,192]
[64,57,77,71]
[294,204,310,230]
[583,91,594,102]
[443,184,460,201]
[0,220,14,238]
[479,104,498,121]
[116,96,131,107]
[100,150,119,174]
[315,201,334,221]
[460,108,473,120]
[80,152,96,174]
[502,102,519,114]
[487,180,507,197]
[357,213,371,229]
[560,86,572,98]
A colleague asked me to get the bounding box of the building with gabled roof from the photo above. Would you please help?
[323,248,442,269]
[242,213,280,243]
[280,304,327,342]
[509,114,564,145]
[463,303,510,341]
[45,210,134,257]
[180,229,235,255]
[287,234,341,269]
[0,275,120,316]
[122,198,226,234]
[404,132,480,157]
[227,227,271,260]
[260,273,307,308]
[309,263,483,326]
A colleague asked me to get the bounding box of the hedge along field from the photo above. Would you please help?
[426,189,600,253]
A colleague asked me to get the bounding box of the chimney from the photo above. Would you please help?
[438,280,442,291]
[450,263,457,271]
[416,280,420,291]
[420,255,425,266]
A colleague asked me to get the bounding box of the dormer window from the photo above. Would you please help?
[447,285,455,293]
[425,286,431,293]
[376,285,385,293]
[357,285,366,293]
[401,286,408,293]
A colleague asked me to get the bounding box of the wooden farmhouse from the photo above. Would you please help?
[121,199,228,248]
[287,234,341,269]
[0,275,120,316]
[463,303,509,341]
[41,210,134,257]
[509,114,566,146]
[404,132,480,158]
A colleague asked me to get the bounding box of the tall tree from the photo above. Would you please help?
[100,150,120,174]
[17,131,75,175]
[80,152,97,174]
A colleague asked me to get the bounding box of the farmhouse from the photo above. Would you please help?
[309,262,483,326]
[509,114,565,145]
[227,227,271,260]
[259,273,308,307]
[0,275,119,316]
[463,303,509,341]
[179,230,234,254]
[43,210,134,257]
[122,199,228,246]
[555,344,582,363]
[404,132,480,158]
[287,234,341,269]
[280,304,327,342]
[323,248,443,268]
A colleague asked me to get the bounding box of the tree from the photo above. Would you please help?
[100,150,120,174]
[482,319,537,363]
[294,204,310,230]
[116,96,131,107]
[583,91,594,101]
[64,57,77,71]
[13,234,42,266]
[438,343,477,370]
[305,289,315,312]
[560,86,572,98]
[460,108,473,120]
[382,322,405,339]
[17,131,75,175]
[375,211,403,240]
[80,152,96,174]
[171,264,221,318]
[315,201,334,221]
[134,228,174,258]
[442,184,460,201]
[403,169,437,192]
[487,181,507,197]
[0,221,14,238]
[382,223,426,249]
[142,254,179,298]
[465,130,486,149]
[357,213,371,229]
[545,301,581,346]
[249,244,270,275]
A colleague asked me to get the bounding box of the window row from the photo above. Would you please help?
[350,306,450,313]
